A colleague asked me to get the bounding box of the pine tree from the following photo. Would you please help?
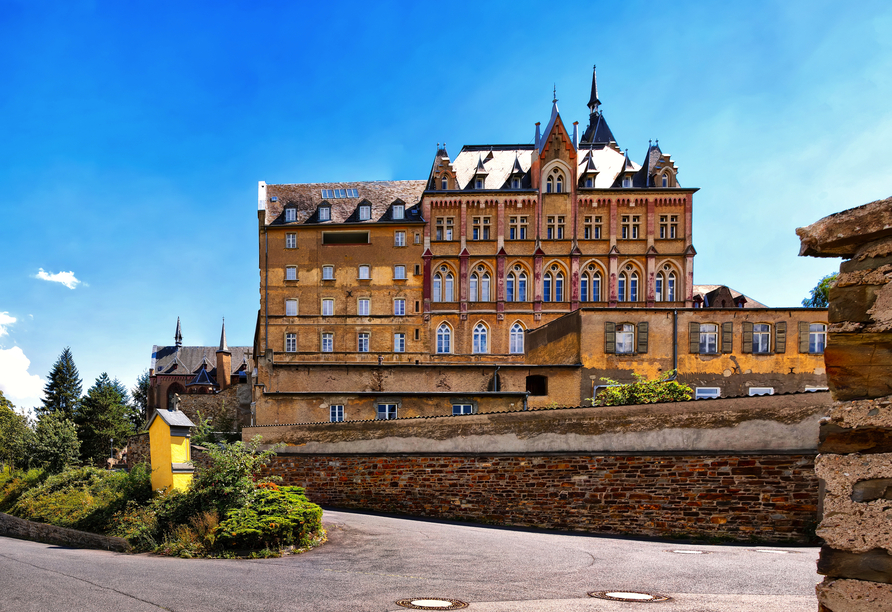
[39,347,83,420]
[76,373,135,466]
[30,412,80,473]
[130,369,151,427]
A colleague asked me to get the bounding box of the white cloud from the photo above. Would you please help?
[0,347,45,414]
[0,312,15,338]
[35,268,82,289]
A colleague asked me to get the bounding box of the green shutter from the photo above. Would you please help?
[742,321,753,354]
[637,321,649,354]
[798,321,809,353]
[689,322,700,353]
[775,322,786,353]
[722,322,733,353]
[605,322,616,354]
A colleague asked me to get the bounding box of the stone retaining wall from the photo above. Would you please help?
[263,452,819,542]
[0,512,130,552]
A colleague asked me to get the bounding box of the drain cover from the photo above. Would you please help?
[589,591,671,602]
[395,598,468,610]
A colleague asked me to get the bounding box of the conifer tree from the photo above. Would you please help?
[0,391,33,469]
[30,412,80,473]
[76,373,135,465]
[130,369,151,427]
[39,347,83,420]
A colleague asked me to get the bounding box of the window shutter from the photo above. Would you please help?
[742,321,753,354]
[689,322,700,353]
[775,322,786,353]
[722,322,733,353]
[605,322,616,354]
[637,321,648,354]
[798,321,809,353]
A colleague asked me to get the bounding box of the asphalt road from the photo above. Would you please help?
[0,509,820,612]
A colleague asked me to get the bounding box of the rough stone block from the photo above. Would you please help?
[852,479,892,503]
[824,395,892,429]
[819,424,892,454]
[840,254,892,274]
[825,333,892,401]
[828,285,879,323]
[817,547,892,584]
[816,578,892,612]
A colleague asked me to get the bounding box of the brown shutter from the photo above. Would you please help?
[742,321,753,354]
[799,321,810,353]
[605,322,616,354]
[775,322,786,353]
[637,321,648,354]
[689,321,700,353]
[722,322,733,353]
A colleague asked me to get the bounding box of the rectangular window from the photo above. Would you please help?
[394,299,405,316]
[394,231,406,247]
[547,216,564,239]
[322,299,334,316]
[621,216,640,239]
[394,265,406,280]
[414,328,419,341]
[435,217,454,241]
[616,323,635,354]
[809,323,827,354]
[322,231,369,244]
[285,299,297,316]
[285,266,297,281]
[748,387,775,396]
[414,232,421,244]
[392,204,405,220]
[695,387,721,399]
[285,333,297,353]
[330,405,344,422]
[285,208,296,222]
[393,333,405,352]
[359,205,371,220]
[414,264,421,275]
[472,216,491,240]
[322,265,334,280]
[358,298,370,316]
[509,216,528,240]
[285,233,297,249]
[753,323,771,353]
[346,188,358,197]
[318,206,331,221]
[670,215,678,239]
[377,403,397,420]
[321,333,333,352]
[357,332,369,352]
[358,265,370,279]
[659,215,679,239]
[699,324,719,354]
[452,404,474,415]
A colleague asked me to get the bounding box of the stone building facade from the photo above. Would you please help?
[252,67,827,425]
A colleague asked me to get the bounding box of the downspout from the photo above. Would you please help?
[492,366,501,392]
[670,309,678,380]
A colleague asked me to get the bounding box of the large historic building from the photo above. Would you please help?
[251,67,827,425]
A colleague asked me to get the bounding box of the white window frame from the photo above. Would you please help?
[809,323,827,354]
[321,298,334,316]
[452,403,474,415]
[394,231,406,247]
[358,265,370,280]
[285,233,297,249]
[509,323,524,354]
[357,332,369,353]
[359,205,371,221]
[436,324,451,354]
[321,332,333,352]
[616,323,635,355]
[285,333,297,353]
[377,403,398,420]
[318,206,331,221]
[285,266,297,281]
[358,298,370,316]
[322,265,334,280]
[472,323,488,354]
[285,208,296,222]
[393,333,405,353]
[748,387,775,396]
[753,323,771,354]
[700,324,719,354]
[394,265,406,280]
[394,299,405,316]
[392,204,405,220]
[695,387,721,400]
[330,405,344,422]
[285,299,298,316]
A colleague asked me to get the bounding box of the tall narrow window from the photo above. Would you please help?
[392,204,404,220]
[469,273,478,302]
[322,299,334,316]
[436,324,451,353]
[322,265,334,280]
[517,271,527,302]
[509,323,524,354]
[318,206,330,221]
[285,233,297,249]
[618,274,626,302]
[580,274,588,302]
[629,273,638,302]
[358,298,370,316]
[358,265,370,280]
[753,324,770,354]
[543,273,552,303]
[616,324,635,354]
[285,208,296,222]
[393,333,405,353]
[441,176,448,190]
[444,272,454,302]
[472,323,488,354]
[554,272,564,302]
[321,333,333,353]
[556,175,563,193]
[655,273,664,302]
[394,299,405,316]
[809,323,827,354]
[436,217,454,241]
[285,333,297,352]
[394,231,406,246]
[700,324,719,354]
[506,273,515,303]
[359,205,371,220]
[433,274,442,302]
[667,273,676,301]
[357,333,369,352]
[285,299,297,316]
[662,174,669,187]
[285,266,297,281]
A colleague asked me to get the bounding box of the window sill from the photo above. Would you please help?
[393,278,407,282]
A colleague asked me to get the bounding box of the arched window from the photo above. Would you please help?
[472,323,488,354]
[470,266,490,302]
[592,272,601,302]
[667,272,676,301]
[580,268,602,302]
[655,273,664,302]
[433,274,441,302]
[517,269,527,301]
[509,323,524,354]
[580,274,588,302]
[433,267,454,302]
[618,274,626,302]
[555,272,564,302]
[543,272,552,303]
[469,273,478,302]
[585,177,593,188]
[441,176,448,190]
[506,272,515,303]
[444,272,454,301]
[545,168,565,194]
[436,324,451,353]
[556,174,563,193]
[629,272,638,302]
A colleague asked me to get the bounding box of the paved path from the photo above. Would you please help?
[0,510,820,611]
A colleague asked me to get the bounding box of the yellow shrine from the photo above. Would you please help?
[147,407,195,492]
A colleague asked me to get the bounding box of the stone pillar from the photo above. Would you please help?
[797,195,892,612]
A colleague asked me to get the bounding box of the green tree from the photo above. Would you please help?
[30,412,80,473]
[0,391,33,469]
[39,347,82,420]
[802,272,838,308]
[130,369,150,428]
[76,373,135,465]
[591,370,693,406]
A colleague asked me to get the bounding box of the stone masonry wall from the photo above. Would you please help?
[176,384,247,428]
[126,432,150,469]
[0,512,130,552]
[263,452,819,542]
[798,196,892,611]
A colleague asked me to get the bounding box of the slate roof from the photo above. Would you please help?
[451,145,535,190]
[152,345,253,377]
[264,181,427,226]
[147,408,195,430]
[692,285,768,309]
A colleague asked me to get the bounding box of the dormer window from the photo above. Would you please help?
[359,205,371,221]
[585,177,593,188]
[512,177,520,189]
[662,174,669,188]
[285,208,296,222]
[441,176,448,190]
[622,176,632,188]
[318,206,330,221]
[392,204,404,220]
[475,178,484,189]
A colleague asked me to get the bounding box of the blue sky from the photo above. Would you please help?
[1,1,890,413]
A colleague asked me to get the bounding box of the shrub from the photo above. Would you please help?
[216,484,323,551]
[0,467,47,512]
[592,370,693,406]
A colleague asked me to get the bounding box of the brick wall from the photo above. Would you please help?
[263,452,818,542]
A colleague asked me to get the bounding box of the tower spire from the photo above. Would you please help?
[587,64,601,114]
[175,317,182,348]
[217,317,230,353]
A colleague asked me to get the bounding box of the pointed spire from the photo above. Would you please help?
[511,152,523,175]
[175,317,182,348]
[475,154,488,174]
[587,64,601,114]
[553,84,557,104]
[217,318,230,354]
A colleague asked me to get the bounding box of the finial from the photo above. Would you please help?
[656,139,659,145]
[649,139,652,146]
[218,317,230,353]
[553,84,557,104]
[175,316,183,348]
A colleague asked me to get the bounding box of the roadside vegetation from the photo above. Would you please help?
[591,370,693,406]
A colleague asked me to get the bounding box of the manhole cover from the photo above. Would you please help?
[589,591,671,602]
[395,598,469,610]
[666,549,708,555]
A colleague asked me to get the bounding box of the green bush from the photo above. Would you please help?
[592,370,693,406]
[0,467,47,512]
[216,483,323,550]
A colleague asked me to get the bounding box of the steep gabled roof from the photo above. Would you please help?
[451,145,534,190]
[265,181,427,226]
